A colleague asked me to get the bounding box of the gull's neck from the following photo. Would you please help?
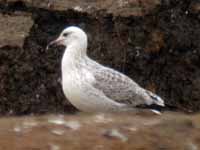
[62,41,87,73]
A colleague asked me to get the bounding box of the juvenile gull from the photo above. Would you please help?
[47,26,165,113]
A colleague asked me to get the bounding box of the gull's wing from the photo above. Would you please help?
[85,58,164,107]
[92,66,148,106]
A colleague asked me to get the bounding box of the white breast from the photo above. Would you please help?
[62,69,81,101]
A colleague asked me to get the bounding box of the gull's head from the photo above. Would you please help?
[46,26,88,50]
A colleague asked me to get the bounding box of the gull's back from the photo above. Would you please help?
[83,57,164,107]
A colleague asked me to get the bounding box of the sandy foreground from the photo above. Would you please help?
[0,112,199,150]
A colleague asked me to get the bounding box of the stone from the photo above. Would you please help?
[0,14,33,48]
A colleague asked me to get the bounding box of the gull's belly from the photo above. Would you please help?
[62,75,93,111]
[62,77,109,112]
[62,77,82,105]
[61,71,124,112]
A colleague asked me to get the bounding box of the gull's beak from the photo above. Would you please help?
[46,37,64,50]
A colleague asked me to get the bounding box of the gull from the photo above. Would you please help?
[47,26,165,113]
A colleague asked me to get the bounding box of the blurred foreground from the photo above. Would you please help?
[0,112,199,150]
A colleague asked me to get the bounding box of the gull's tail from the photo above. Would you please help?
[134,88,165,115]
[146,90,165,107]
[143,90,165,115]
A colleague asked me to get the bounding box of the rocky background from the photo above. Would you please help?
[0,0,200,115]
[0,0,200,149]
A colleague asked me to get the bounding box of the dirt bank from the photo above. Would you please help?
[0,0,200,115]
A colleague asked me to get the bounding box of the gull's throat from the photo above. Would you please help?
[61,43,86,73]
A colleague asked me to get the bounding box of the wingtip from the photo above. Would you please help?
[147,91,165,107]
[156,98,165,107]
[155,97,165,107]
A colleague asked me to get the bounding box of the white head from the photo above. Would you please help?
[47,26,88,53]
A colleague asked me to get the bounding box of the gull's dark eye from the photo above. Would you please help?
[63,33,68,37]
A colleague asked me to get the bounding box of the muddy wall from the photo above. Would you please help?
[0,0,199,115]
